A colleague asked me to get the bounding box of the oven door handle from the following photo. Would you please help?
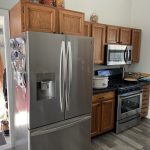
[119,91,142,99]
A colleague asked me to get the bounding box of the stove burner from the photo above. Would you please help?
[108,80,141,94]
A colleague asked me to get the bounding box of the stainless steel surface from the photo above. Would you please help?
[117,90,142,120]
[65,36,93,119]
[116,88,142,133]
[59,41,66,112]
[27,32,66,129]
[118,90,143,98]
[11,32,93,150]
[65,41,72,111]
[105,44,132,65]
[30,116,91,150]
[116,115,141,133]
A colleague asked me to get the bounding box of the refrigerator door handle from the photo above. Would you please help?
[59,41,66,112]
[66,41,72,111]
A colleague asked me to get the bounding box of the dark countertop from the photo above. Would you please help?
[93,87,117,95]
[93,81,150,95]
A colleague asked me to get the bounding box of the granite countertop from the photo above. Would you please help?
[93,80,150,95]
[93,87,117,95]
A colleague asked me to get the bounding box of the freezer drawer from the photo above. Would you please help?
[30,116,91,150]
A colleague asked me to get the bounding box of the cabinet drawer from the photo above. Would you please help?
[92,91,115,103]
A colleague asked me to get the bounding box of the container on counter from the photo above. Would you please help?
[55,0,64,8]
[39,0,54,6]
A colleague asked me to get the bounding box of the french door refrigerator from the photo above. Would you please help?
[10,31,93,150]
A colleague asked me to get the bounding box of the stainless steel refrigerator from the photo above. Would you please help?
[10,31,93,150]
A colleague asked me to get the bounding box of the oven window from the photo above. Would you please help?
[109,50,124,62]
[121,95,140,113]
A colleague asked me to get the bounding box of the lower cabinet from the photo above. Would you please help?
[91,91,115,137]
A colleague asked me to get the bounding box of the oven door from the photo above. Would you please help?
[117,90,142,120]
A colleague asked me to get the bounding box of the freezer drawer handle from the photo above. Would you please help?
[59,41,66,112]
[66,41,72,111]
[31,116,91,137]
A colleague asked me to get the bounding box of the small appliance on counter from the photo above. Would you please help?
[93,69,111,89]
[93,76,109,89]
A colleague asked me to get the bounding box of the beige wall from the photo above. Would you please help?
[0,0,18,10]
[65,0,132,27]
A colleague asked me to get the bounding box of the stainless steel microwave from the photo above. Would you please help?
[105,44,132,65]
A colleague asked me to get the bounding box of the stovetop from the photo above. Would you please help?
[93,68,149,95]
[108,80,142,94]
[108,80,138,89]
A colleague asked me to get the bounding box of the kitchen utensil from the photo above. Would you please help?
[124,77,138,82]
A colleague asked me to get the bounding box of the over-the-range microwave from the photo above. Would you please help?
[105,44,132,65]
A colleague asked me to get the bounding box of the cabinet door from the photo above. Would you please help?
[24,3,56,33]
[10,2,24,37]
[84,21,91,37]
[91,103,101,137]
[58,9,84,35]
[120,27,131,45]
[141,84,150,117]
[106,25,119,44]
[132,29,141,63]
[101,99,114,133]
[92,23,106,64]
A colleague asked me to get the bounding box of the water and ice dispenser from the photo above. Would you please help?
[37,73,55,101]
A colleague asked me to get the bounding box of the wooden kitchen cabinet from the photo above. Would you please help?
[101,99,114,133]
[10,1,56,37]
[106,26,131,45]
[57,9,84,35]
[91,103,101,137]
[141,84,150,117]
[92,23,106,64]
[120,27,131,45]
[106,25,119,44]
[84,21,91,37]
[91,91,115,137]
[132,29,141,63]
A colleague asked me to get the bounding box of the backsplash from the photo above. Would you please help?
[93,64,129,71]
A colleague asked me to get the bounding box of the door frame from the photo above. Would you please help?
[0,9,15,148]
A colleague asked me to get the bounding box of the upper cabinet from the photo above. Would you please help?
[131,29,141,63]
[106,26,131,45]
[58,9,84,36]
[10,1,84,37]
[10,2,56,37]
[120,27,131,45]
[84,21,91,37]
[92,23,106,64]
[106,25,119,44]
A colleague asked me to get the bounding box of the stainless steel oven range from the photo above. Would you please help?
[95,68,143,133]
[116,85,142,133]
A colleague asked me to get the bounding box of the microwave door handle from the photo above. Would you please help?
[128,49,131,61]
[124,48,127,62]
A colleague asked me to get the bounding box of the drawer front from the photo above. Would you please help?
[92,91,115,103]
